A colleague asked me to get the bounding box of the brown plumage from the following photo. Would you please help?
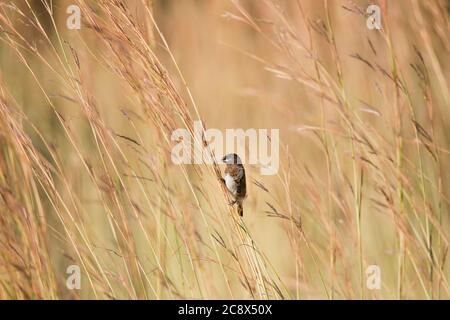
[222,153,246,216]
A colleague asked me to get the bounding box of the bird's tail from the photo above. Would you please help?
[237,202,243,217]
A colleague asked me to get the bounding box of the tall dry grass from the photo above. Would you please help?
[0,0,449,299]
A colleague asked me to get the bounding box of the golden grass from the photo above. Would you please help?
[0,0,449,299]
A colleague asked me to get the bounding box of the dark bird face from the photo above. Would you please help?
[222,153,242,165]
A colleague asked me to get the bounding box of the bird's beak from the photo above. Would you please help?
[221,155,227,162]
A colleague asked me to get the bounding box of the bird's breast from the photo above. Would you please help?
[224,173,237,195]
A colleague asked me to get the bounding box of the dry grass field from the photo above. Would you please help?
[0,0,449,299]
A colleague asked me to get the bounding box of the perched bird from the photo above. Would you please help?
[222,153,247,216]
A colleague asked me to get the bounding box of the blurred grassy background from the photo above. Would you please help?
[0,0,449,299]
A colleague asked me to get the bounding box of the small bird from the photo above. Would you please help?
[221,153,247,216]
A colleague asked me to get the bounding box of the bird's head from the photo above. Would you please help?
[222,153,242,165]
